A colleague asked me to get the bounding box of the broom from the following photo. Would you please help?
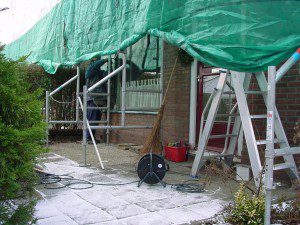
[140,56,178,155]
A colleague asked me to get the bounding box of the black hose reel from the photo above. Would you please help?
[137,153,167,187]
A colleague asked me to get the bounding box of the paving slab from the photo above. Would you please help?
[46,193,115,224]
[106,204,149,219]
[136,198,178,212]
[77,190,130,210]
[36,145,231,224]
[37,215,78,225]
[118,212,174,225]
[35,200,62,219]
[157,207,204,224]
[185,199,225,220]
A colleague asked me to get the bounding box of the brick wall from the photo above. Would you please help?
[101,113,156,145]
[161,43,191,144]
[108,43,191,146]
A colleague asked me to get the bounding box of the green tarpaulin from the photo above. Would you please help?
[3,0,300,74]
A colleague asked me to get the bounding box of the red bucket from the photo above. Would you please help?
[164,146,187,162]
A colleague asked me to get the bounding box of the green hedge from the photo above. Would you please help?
[0,46,46,224]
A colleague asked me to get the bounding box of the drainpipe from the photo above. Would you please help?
[189,59,198,148]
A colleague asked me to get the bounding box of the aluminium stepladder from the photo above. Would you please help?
[190,70,299,187]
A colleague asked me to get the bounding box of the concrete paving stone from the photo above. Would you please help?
[85,174,118,183]
[35,200,62,219]
[185,199,225,219]
[36,185,71,197]
[136,198,177,212]
[106,204,149,219]
[111,189,163,204]
[169,193,211,207]
[157,207,204,224]
[92,220,126,225]
[46,193,115,224]
[76,190,130,210]
[37,215,78,225]
[118,212,174,225]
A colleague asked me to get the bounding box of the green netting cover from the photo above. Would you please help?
[4,0,300,74]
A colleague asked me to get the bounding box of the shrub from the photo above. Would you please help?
[224,183,265,225]
[0,46,46,224]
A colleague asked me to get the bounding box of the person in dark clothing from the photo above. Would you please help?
[85,58,108,141]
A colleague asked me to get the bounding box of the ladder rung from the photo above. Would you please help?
[222,91,266,95]
[256,139,281,145]
[273,163,294,171]
[216,113,238,117]
[250,114,267,119]
[275,147,300,157]
[209,134,237,139]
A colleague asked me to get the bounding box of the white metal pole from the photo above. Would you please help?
[88,64,125,93]
[189,58,197,148]
[50,74,79,96]
[86,122,104,169]
[83,85,88,166]
[264,66,276,225]
[106,56,111,144]
[76,66,80,123]
[276,48,300,83]
[46,91,50,147]
[121,52,126,126]
[159,39,164,144]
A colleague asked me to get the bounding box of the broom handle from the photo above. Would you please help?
[161,56,178,106]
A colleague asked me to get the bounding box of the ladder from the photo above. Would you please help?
[190,70,300,187]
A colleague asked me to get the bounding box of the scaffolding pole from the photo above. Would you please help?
[106,55,111,144]
[45,91,49,147]
[264,66,276,225]
[76,66,80,123]
[50,74,79,96]
[82,85,88,166]
[121,52,126,126]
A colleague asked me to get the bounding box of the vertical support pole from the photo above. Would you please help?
[256,72,299,180]
[121,52,126,126]
[106,56,111,144]
[159,39,164,144]
[83,85,88,165]
[189,58,197,148]
[76,65,80,123]
[159,39,164,106]
[264,66,276,225]
[46,91,50,147]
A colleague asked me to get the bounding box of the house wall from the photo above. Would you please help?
[108,43,191,146]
